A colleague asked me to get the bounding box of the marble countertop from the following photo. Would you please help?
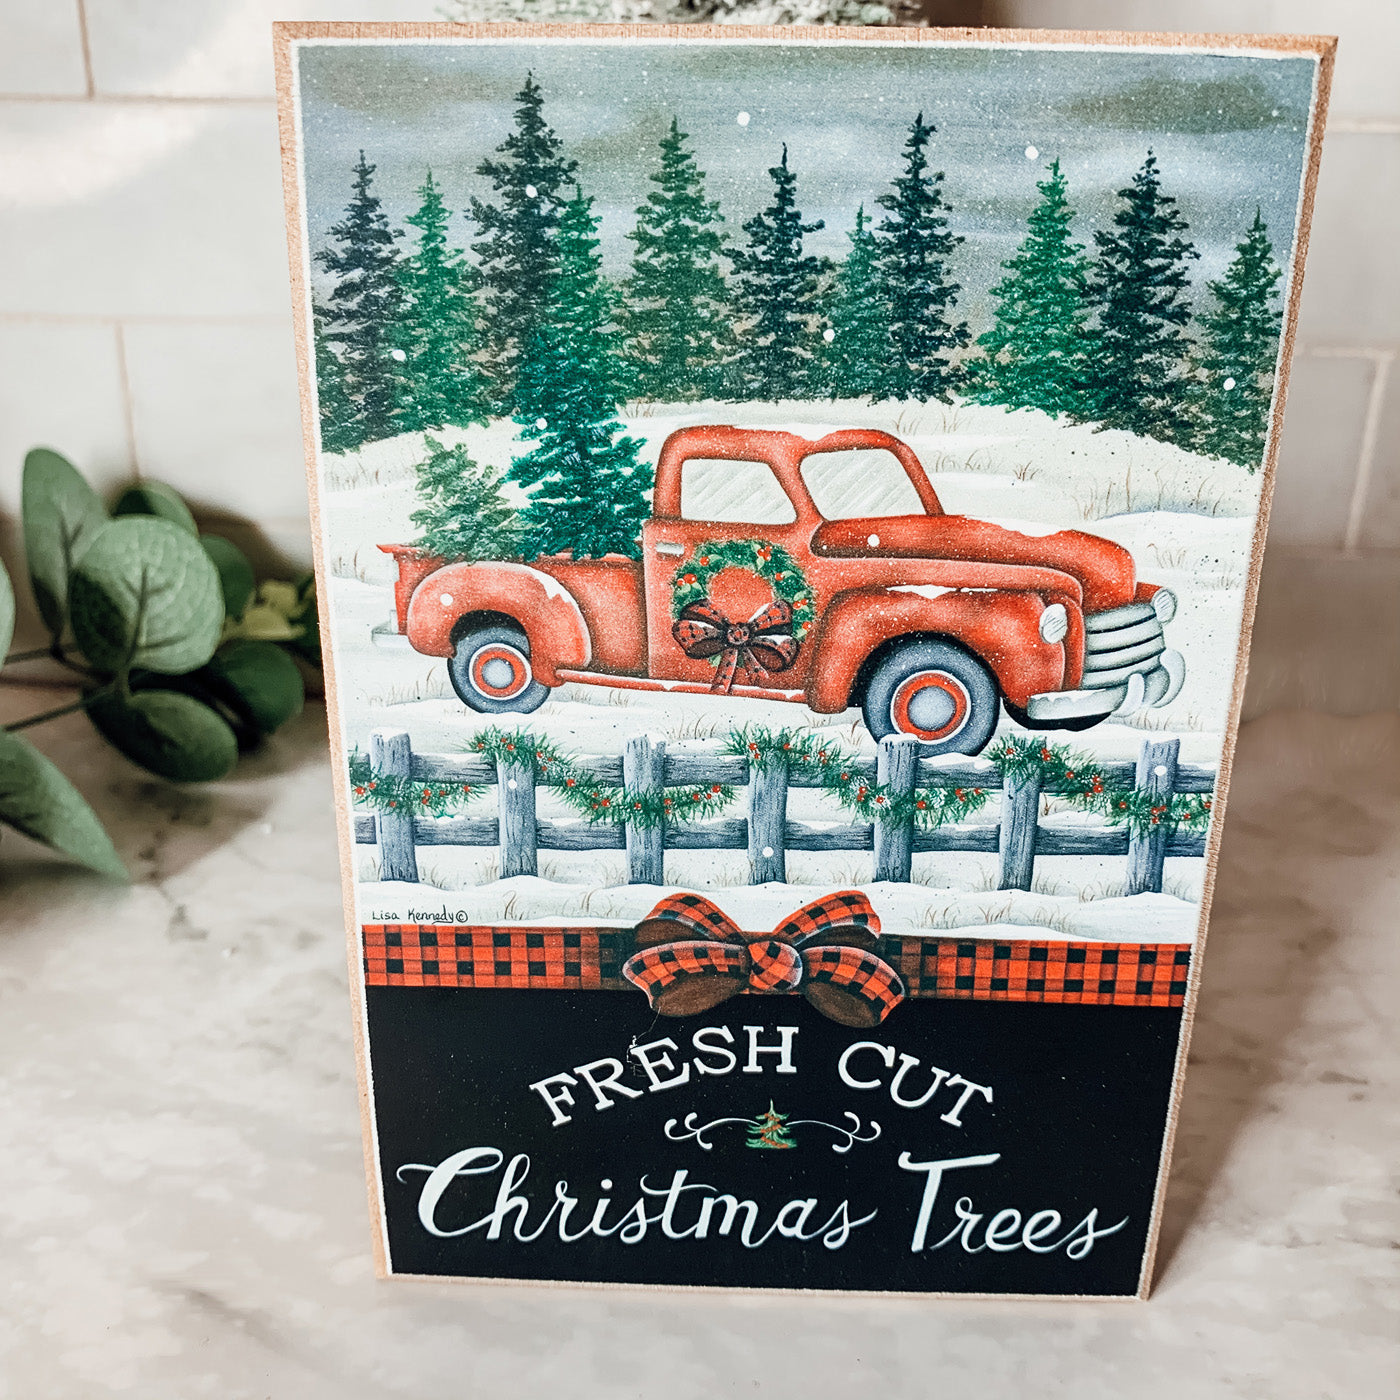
[1,692,1395,1399]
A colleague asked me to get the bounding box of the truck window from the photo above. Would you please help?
[799,449,926,519]
[680,457,797,525]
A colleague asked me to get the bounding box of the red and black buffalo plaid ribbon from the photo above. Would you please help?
[623,891,901,1028]
[363,900,1191,1014]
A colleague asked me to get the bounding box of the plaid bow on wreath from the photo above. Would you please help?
[672,598,799,692]
[623,891,905,1028]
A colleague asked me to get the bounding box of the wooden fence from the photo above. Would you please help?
[353,729,1213,896]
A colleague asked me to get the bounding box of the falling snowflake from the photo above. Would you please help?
[1223,377,1237,391]
[390,348,407,362]
[1025,144,1039,160]
[536,417,548,429]
[822,328,836,342]
[525,183,538,198]
[737,111,751,127]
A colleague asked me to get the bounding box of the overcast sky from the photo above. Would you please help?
[294,37,1318,329]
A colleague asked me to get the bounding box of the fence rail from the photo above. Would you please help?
[354,729,1212,895]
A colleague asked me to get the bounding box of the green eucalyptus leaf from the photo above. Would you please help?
[86,688,238,783]
[112,481,198,535]
[206,639,304,734]
[0,727,126,878]
[200,534,256,619]
[21,447,108,638]
[69,517,223,676]
[0,555,14,661]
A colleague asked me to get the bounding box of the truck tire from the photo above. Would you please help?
[448,624,550,716]
[862,640,1000,756]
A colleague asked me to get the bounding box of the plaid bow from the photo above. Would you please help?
[623,891,904,1028]
[672,598,799,692]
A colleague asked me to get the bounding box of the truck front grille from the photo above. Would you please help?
[1080,601,1165,690]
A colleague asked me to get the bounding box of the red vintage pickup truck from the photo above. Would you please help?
[380,425,1184,756]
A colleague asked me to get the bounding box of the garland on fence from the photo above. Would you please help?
[722,726,990,829]
[348,728,1214,841]
[988,736,1213,839]
[348,727,734,830]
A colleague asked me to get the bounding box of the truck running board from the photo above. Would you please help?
[554,668,806,703]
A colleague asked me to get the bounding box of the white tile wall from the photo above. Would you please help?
[0,2,88,97]
[84,1,436,99]
[0,0,1394,708]
[122,320,308,518]
[0,102,289,317]
[1270,351,1377,548]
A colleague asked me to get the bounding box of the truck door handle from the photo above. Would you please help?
[654,541,685,557]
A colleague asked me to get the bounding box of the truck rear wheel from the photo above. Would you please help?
[862,640,1000,757]
[448,624,550,716]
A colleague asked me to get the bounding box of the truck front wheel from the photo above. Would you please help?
[448,624,550,716]
[862,640,1000,756]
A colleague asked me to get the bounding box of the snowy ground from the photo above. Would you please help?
[317,397,1261,945]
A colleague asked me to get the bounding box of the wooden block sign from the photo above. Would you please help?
[275,22,1333,1298]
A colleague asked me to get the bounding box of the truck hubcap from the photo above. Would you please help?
[468,643,531,700]
[891,670,970,742]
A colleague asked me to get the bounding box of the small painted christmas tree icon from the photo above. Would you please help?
[747,1102,796,1150]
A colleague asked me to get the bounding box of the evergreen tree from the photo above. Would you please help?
[624,118,733,401]
[315,151,404,445]
[470,74,579,409]
[728,145,828,401]
[821,205,888,400]
[312,310,360,454]
[507,187,652,560]
[747,1103,796,1150]
[968,159,1095,417]
[1084,151,1200,443]
[394,171,489,433]
[1190,210,1283,469]
[875,113,968,402]
[409,436,519,562]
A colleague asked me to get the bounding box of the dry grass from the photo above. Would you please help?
[916,896,1081,937]
[329,547,381,582]
[1120,705,1209,733]
[1072,460,1232,521]
[362,669,454,708]
[1144,542,1190,569]
[324,455,389,491]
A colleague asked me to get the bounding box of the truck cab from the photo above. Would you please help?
[381,424,1184,756]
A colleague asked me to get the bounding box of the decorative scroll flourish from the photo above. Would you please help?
[664,1109,882,1155]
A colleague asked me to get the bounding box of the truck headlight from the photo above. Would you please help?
[1039,603,1068,644]
[1151,588,1178,624]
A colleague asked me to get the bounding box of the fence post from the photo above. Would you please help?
[370,728,419,883]
[873,735,920,883]
[748,755,788,884]
[1127,737,1179,895]
[496,748,538,878]
[998,763,1042,891]
[624,733,666,885]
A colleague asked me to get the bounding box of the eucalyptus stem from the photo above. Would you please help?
[3,687,109,734]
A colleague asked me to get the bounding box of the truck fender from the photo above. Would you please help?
[804,586,1070,714]
[404,561,591,685]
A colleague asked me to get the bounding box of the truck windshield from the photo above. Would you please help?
[799,449,927,519]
